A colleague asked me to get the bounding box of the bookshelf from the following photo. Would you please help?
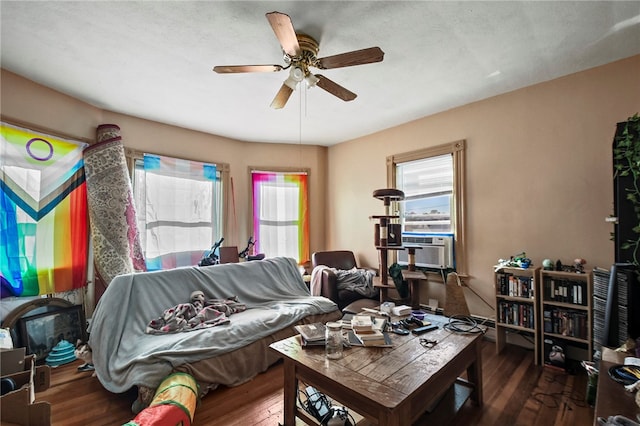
[539,269,593,369]
[494,266,539,364]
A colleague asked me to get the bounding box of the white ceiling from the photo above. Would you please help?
[2,1,639,146]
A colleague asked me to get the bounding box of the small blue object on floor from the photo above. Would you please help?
[45,340,76,367]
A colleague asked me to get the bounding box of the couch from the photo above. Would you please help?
[311,250,380,312]
[88,257,340,409]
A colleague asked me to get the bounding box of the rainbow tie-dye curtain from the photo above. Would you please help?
[251,171,309,264]
[0,122,88,297]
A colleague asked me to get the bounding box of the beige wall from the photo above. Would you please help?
[327,55,640,318]
[3,55,639,318]
[1,69,328,260]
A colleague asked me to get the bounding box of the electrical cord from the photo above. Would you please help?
[531,372,587,409]
[440,269,496,311]
[443,314,486,334]
[298,385,332,421]
[297,384,355,426]
[325,407,356,426]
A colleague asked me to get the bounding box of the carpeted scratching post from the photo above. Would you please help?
[443,272,470,318]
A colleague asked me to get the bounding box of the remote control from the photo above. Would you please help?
[412,325,438,335]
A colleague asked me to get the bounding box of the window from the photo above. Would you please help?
[250,170,309,264]
[387,140,466,273]
[129,152,227,271]
[397,154,453,234]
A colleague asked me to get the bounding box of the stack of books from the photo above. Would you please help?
[348,314,392,347]
[294,323,327,347]
[351,314,374,332]
[340,313,387,331]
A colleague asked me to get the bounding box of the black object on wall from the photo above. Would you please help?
[609,119,640,343]
[613,120,639,265]
[593,263,640,354]
[606,264,639,345]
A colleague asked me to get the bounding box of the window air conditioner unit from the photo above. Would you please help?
[397,234,454,269]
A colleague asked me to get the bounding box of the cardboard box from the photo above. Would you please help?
[2,355,50,393]
[0,388,51,425]
[0,347,26,376]
[1,354,51,426]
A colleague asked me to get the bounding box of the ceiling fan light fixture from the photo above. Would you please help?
[284,66,305,89]
[304,73,319,87]
[290,66,304,81]
[284,76,298,90]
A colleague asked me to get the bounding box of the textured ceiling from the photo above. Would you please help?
[1,1,639,146]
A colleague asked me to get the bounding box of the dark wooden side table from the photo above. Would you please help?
[593,347,640,424]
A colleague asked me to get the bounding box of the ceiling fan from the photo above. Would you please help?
[213,11,384,109]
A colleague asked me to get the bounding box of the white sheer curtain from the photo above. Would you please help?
[134,154,221,270]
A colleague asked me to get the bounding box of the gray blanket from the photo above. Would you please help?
[88,257,337,393]
[310,265,378,298]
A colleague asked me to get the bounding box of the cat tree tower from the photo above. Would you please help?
[371,188,425,308]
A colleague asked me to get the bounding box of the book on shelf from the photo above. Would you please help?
[544,278,587,306]
[294,323,326,343]
[543,309,553,333]
[497,300,534,329]
[496,272,535,298]
[347,330,393,347]
[543,308,588,339]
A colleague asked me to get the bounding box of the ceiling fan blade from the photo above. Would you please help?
[266,11,301,58]
[213,65,283,73]
[270,83,294,109]
[315,75,357,101]
[317,47,384,69]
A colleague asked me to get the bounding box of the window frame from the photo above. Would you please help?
[386,140,467,276]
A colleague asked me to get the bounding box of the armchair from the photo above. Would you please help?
[311,250,379,312]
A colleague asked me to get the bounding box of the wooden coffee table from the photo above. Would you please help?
[269,314,483,426]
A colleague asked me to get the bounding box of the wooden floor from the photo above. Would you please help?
[37,338,594,425]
